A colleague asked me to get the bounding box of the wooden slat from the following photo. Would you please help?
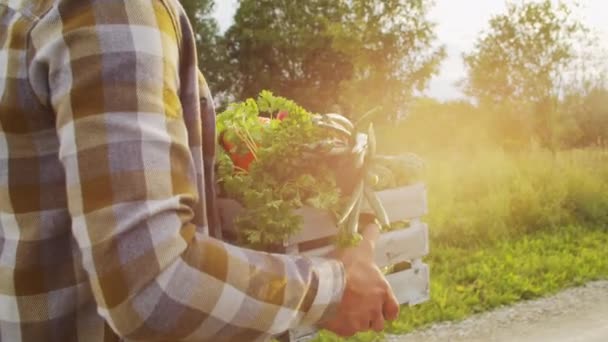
[299,244,333,258]
[218,199,338,245]
[288,207,338,245]
[374,223,429,267]
[218,183,427,247]
[387,261,430,305]
[299,223,429,267]
[363,182,428,222]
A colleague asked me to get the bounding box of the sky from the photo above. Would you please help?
[213,0,608,101]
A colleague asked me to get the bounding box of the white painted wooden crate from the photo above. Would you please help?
[217,182,430,341]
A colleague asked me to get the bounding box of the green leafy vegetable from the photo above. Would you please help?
[216,91,423,250]
[217,91,343,249]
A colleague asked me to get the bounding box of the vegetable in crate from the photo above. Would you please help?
[217,92,343,249]
[216,91,423,250]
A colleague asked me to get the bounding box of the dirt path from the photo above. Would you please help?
[390,281,608,342]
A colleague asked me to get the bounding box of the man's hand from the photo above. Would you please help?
[320,224,400,337]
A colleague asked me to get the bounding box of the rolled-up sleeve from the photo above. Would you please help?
[29,0,345,340]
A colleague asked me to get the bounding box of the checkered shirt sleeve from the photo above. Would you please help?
[3,0,346,340]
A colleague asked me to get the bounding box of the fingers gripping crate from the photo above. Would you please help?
[217,183,430,341]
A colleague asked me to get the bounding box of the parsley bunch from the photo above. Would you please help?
[217,91,343,249]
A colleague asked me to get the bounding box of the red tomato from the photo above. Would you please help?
[277,111,289,121]
[221,116,271,171]
[232,152,255,171]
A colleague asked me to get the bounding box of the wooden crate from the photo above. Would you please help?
[217,183,430,341]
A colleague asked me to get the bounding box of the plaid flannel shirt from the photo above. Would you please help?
[0,0,345,341]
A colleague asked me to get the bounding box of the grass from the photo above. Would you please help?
[312,142,608,341]
[314,225,608,341]
[425,148,608,248]
[390,225,608,333]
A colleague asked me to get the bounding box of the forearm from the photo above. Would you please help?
[83,219,344,340]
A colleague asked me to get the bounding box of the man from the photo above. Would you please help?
[0,0,399,340]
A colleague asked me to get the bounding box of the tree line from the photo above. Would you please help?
[181,0,607,150]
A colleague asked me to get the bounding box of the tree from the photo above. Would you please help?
[464,0,589,105]
[558,46,608,147]
[462,0,591,147]
[329,0,446,120]
[222,0,444,120]
[561,75,608,147]
[221,0,353,113]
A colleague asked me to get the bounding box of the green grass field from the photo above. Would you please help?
[314,141,608,341]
